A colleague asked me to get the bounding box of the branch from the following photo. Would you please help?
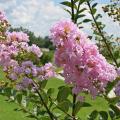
[71,0,75,22]
[72,94,77,120]
[32,81,56,120]
[87,1,119,67]
[75,0,81,23]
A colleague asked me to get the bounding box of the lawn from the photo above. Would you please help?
[0,69,109,120]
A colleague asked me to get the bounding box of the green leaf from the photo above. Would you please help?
[76,14,86,19]
[4,87,12,97]
[74,101,81,115]
[74,0,79,3]
[61,1,77,9]
[106,79,119,94]
[63,8,72,15]
[82,102,92,107]
[38,116,51,120]
[88,110,98,120]
[109,109,116,119]
[61,1,71,7]
[78,8,87,14]
[57,100,70,112]
[38,80,47,89]
[114,50,120,59]
[83,19,92,23]
[41,91,48,105]
[92,3,98,8]
[47,88,54,97]
[16,93,22,104]
[57,86,71,102]
[99,111,108,120]
[109,104,120,117]
[91,8,97,15]
[95,14,102,20]
[64,116,73,120]
[74,101,92,115]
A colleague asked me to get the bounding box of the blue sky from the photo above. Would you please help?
[0,0,119,37]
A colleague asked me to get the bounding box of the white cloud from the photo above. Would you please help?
[0,0,119,37]
[0,0,16,10]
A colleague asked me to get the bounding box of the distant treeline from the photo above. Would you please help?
[9,27,55,50]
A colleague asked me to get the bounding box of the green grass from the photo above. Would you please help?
[0,69,109,120]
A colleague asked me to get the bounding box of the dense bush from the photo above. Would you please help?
[0,0,120,120]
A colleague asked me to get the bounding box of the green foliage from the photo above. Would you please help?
[109,104,120,119]
[0,0,120,120]
[40,51,54,65]
[57,86,71,103]
[99,111,108,120]
[61,0,90,26]
[88,110,98,120]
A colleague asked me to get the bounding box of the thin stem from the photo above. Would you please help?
[72,94,77,120]
[71,0,75,22]
[87,1,119,67]
[75,0,81,23]
[32,81,56,120]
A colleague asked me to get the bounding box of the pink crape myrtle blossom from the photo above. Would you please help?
[29,44,43,57]
[50,20,117,98]
[7,32,29,42]
[117,67,120,77]
[0,11,7,21]
[115,81,120,96]
[0,11,55,90]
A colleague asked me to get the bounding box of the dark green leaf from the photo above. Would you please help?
[109,109,115,119]
[78,8,87,14]
[74,101,91,115]
[4,87,12,97]
[57,100,70,112]
[61,1,77,9]
[74,0,79,3]
[16,93,22,104]
[41,91,48,104]
[38,116,51,120]
[76,14,86,19]
[92,3,98,8]
[74,101,81,115]
[109,104,120,117]
[88,110,98,120]
[91,8,97,14]
[95,14,102,20]
[99,111,108,120]
[63,8,72,15]
[83,19,92,23]
[47,88,54,97]
[106,80,119,94]
[38,80,47,89]
[82,102,92,107]
[57,86,71,102]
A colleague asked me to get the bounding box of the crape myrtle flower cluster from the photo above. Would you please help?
[115,81,120,96]
[0,11,55,90]
[50,20,117,98]
[114,67,120,96]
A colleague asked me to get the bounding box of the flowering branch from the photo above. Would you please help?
[71,1,77,119]
[32,81,56,120]
[86,1,119,67]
